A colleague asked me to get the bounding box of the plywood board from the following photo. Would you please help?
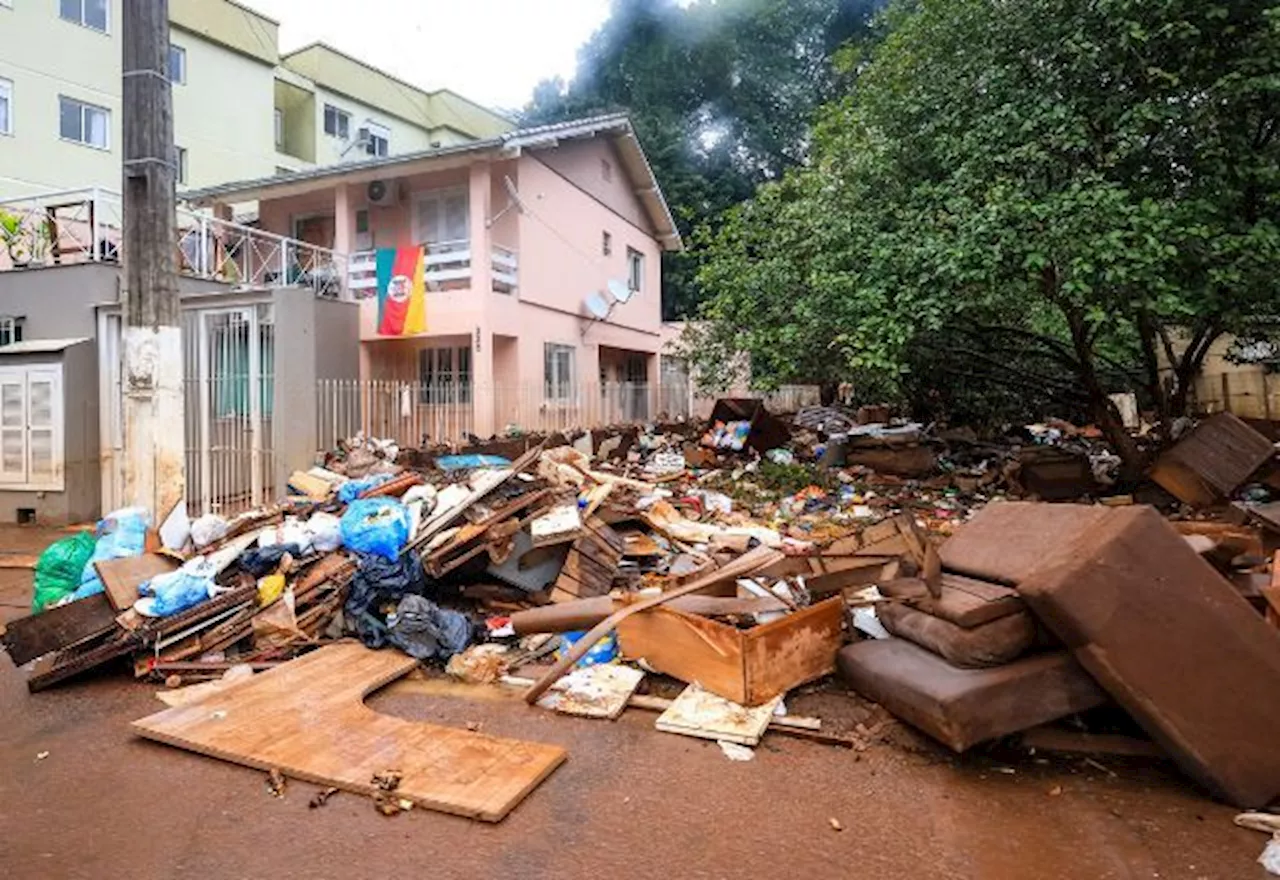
[133,642,566,821]
[741,597,845,705]
[655,683,781,746]
[536,663,644,719]
[95,553,179,612]
[618,606,748,703]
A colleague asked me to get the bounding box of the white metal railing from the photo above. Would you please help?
[316,379,819,449]
[0,187,350,300]
[347,241,518,297]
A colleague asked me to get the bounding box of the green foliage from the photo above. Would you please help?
[692,0,1280,447]
[525,0,886,318]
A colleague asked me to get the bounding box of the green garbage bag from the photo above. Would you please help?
[31,531,97,613]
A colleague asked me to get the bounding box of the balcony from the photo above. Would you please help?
[347,241,518,297]
[0,188,350,300]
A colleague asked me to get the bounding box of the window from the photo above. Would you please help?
[174,146,187,184]
[544,343,575,402]
[0,365,63,491]
[273,108,283,148]
[418,346,472,404]
[362,122,389,157]
[168,44,186,84]
[60,0,108,32]
[601,158,613,182]
[323,104,349,139]
[0,317,22,347]
[602,230,612,256]
[0,78,11,136]
[413,189,469,246]
[626,247,644,292]
[59,96,109,149]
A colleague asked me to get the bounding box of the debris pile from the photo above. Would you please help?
[4,400,1280,821]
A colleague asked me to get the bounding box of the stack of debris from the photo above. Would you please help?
[6,398,1280,823]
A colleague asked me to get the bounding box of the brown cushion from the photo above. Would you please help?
[837,638,1107,752]
[877,602,1036,668]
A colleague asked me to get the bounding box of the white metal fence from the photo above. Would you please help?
[0,187,349,299]
[316,379,821,449]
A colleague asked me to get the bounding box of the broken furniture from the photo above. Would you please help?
[1149,412,1275,507]
[133,641,566,821]
[704,398,790,454]
[837,638,1107,752]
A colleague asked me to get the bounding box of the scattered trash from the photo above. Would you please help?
[265,768,286,798]
[308,787,339,809]
[828,817,844,832]
[718,741,756,762]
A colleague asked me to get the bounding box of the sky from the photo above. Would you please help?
[244,0,615,112]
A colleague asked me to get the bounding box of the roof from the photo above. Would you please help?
[0,338,91,355]
[279,43,513,140]
[169,0,280,67]
[185,114,683,251]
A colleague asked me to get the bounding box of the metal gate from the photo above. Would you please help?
[99,301,275,517]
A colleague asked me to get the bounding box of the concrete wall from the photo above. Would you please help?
[0,262,119,339]
[534,139,652,234]
[171,27,279,192]
[310,86,440,168]
[0,340,98,524]
[270,287,358,489]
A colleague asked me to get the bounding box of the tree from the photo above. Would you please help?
[525,0,886,318]
[692,0,1280,473]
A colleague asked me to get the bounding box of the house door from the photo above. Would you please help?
[622,354,648,421]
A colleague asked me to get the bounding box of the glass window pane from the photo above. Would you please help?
[28,380,52,427]
[86,106,108,147]
[0,80,11,135]
[59,97,81,141]
[60,0,81,24]
[444,194,468,242]
[1,429,23,475]
[85,0,107,30]
[1,383,23,427]
[168,45,185,83]
[29,430,53,476]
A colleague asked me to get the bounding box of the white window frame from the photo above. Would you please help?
[411,186,470,247]
[362,121,390,157]
[626,247,644,292]
[59,95,110,150]
[168,44,186,85]
[60,0,109,33]
[175,146,187,185]
[0,365,65,492]
[273,108,283,148]
[323,104,350,140]
[0,317,22,347]
[544,343,576,403]
[0,77,12,136]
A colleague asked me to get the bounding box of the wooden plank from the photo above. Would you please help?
[95,554,179,612]
[534,664,645,719]
[133,642,566,822]
[2,593,118,666]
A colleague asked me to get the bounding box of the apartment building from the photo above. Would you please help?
[0,0,512,199]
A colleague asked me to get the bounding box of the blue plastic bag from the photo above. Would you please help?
[144,570,214,616]
[337,473,394,504]
[73,507,150,600]
[340,497,410,561]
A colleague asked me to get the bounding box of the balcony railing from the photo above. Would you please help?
[0,187,350,300]
[347,241,518,298]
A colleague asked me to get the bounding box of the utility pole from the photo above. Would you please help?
[122,0,185,518]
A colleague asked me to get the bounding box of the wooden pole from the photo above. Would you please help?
[122,0,185,517]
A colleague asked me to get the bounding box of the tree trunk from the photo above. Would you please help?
[1065,308,1145,483]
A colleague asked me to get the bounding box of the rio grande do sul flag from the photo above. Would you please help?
[375,246,426,336]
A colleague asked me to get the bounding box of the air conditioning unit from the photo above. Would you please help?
[367,179,398,207]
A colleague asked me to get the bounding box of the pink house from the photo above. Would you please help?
[185,115,682,439]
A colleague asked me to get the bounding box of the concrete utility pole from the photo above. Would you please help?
[122,0,185,518]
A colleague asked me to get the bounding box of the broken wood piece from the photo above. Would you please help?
[529,504,585,548]
[1018,725,1167,760]
[523,545,786,704]
[1,593,119,666]
[133,642,566,821]
[654,683,781,746]
[1150,413,1275,507]
[617,595,844,706]
[95,553,179,612]
[535,663,644,719]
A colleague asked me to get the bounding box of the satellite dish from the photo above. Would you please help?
[583,292,611,320]
[608,279,632,304]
